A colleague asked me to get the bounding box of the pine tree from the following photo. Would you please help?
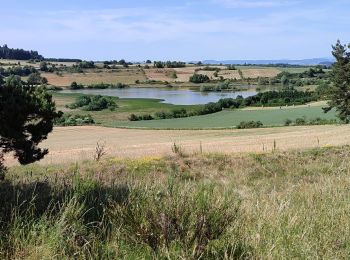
[324,40,350,122]
[0,78,61,165]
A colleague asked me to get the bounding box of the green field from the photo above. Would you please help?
[53,92,199,121]
[105,105,337,129]
[53,92,337,129]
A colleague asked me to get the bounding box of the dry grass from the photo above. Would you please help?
[42,69,147,87]
[143,66,281,82]
[241,68,280,78]
[4,145,350,258]
[5,124,350,166]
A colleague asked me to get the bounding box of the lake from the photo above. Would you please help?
[61,87,257,105]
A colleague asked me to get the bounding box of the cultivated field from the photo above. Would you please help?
[4,124,349,165]
[108,105,336,129]
[144,66,283,82]
[42,69,147,86]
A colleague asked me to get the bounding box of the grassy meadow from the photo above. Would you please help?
[53,92,198,121]
[53,92,336,129]
[1,146,350,258]
[107,106,337,129]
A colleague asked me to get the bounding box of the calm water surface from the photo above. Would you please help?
[62,87,257,105]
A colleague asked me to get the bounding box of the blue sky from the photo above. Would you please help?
[1,0,349,61]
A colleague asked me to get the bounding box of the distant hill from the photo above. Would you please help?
[202,58,334,66]
[0,44,44,60]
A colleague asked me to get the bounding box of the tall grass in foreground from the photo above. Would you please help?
[1,146,350,258]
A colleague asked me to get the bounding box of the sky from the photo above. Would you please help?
[0,0,349,61]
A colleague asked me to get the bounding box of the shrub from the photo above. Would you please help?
[68,95,118,111]
[54,113,95,126]
[237,121,263,129]
[295,117,306,125]
[128,114,153,121]
[285,119,293,126]
[129,114,140,121]
[109,182,240,258]
[70,81,84,89]
[189,74,210,83]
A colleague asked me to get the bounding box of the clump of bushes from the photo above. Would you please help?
[70,81,84,89]
[0,65,38,77]
[200,80,236,92]
[189,74,210,83]
[128,103,223,122]
[153,61,186,68]
[237,121,263,129]
[69,82,129,90]
[244,89,318,107]
[68,95,118,111]
[87,83,129,89]
[127,89,321,122]
[198,66,221,72]
[129,113,154,121]
[166,70,177,79]
[54,113,95,126]
[285,117,338,126]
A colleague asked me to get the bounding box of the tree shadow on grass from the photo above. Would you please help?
[0,178,130,257]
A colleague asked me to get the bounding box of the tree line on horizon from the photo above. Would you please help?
[0,44,44,60]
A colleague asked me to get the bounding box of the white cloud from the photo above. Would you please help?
[1,2,348,60]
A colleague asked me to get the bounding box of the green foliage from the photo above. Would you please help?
[69,81,84,90]
[110,182,239,258]
[237,121,263,129]
[166,70,177,79]
[0,44,44,60]
[68,95,118,111]
[75,61,96,69]
[0,162,241,259]
[316,82,331,97]
[199,66,221,71]
[54,113,94,126]
[5,147,350,258]
[0,79,61,164]
[199,80,235,92]
[128,113,154,121]
[285,117,337,126]
[39,61,48,72]
[128,90,318,122]
[284,118,293,126]
[273,68,331,88]
[226,64,236,70]
[86,82,129,89]
[244,89,317,107]
[324,40,350,122]
[153,61,186,68]
[129,102,222,121]
[27,73,43,86]
[0,65,38,77]
[189,74,210,83]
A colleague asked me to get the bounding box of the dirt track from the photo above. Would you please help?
[5,125,350,165]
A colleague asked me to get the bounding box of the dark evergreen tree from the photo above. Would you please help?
[324,40,350,122]
[0,44,44,60]
[0,77,61,165]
